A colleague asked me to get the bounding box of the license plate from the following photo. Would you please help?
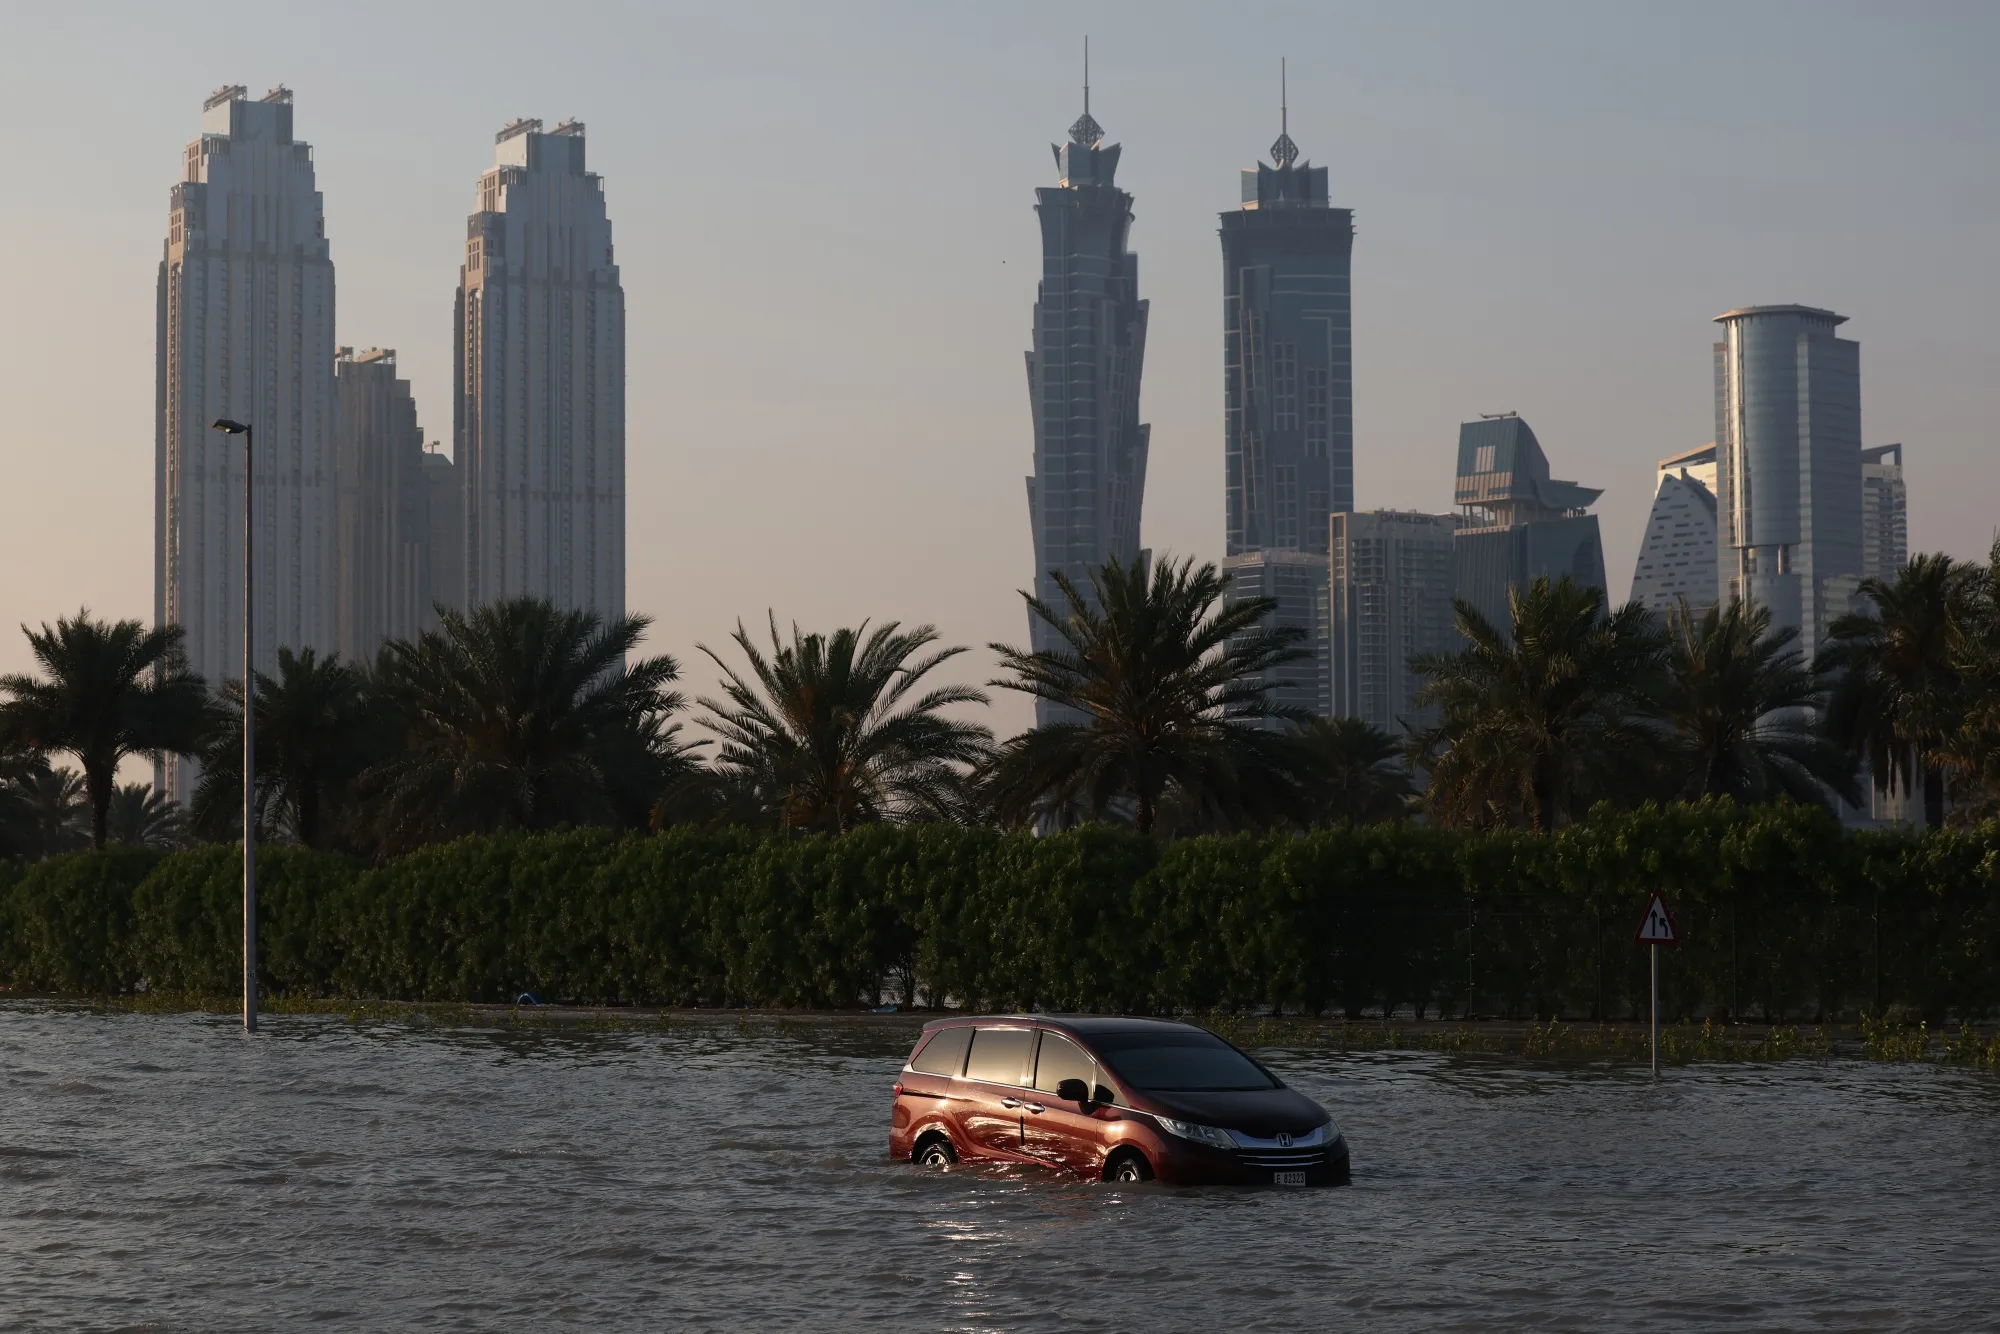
[1272,1170,1307,1186]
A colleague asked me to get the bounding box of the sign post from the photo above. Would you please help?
[1634,892,1679,1077]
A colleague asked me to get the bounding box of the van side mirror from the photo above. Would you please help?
[1055,1078,1091,1105]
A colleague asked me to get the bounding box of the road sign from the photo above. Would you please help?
[1635,892,1679,946]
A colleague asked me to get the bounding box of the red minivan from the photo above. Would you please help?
[889,1015,1349,1186]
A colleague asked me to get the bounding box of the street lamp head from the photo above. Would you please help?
[211,418,250,434]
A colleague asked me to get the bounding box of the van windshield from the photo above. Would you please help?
[1091,1031,1277,1093]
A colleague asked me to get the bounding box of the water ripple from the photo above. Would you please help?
[0,1006,1996,1330]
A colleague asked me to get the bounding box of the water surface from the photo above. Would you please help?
[2,1006,1995,1331]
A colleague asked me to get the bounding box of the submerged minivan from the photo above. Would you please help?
[890,1015,1349,1186]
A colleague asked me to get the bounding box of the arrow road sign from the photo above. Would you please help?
[1635,892,1679,946]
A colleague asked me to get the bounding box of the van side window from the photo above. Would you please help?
[909,1026,973,1076]
[1033,1032,1096,1094]
[962,1028,1035,1086]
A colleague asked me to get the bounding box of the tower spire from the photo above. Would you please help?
[1069,35,1104,147]
[1271,58,1299,168]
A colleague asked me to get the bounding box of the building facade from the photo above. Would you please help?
[1220,109,1354,557]
[333,348,444,664]
[1860,443,1908,585]
[1022,95,1150,721]
[423,446,463,625]
[156,85,336,800]
[1450,415,1605,634]
[1712,304,1864,659]
[1223,550,1330,718]
[1628,443,1719,617]
[455,118,625,624]
[1328,510,1459,733]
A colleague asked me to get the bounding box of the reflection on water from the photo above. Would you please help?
[1,1005,1997,1331]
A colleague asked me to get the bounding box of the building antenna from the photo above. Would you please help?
[1271,57,1299,167]
[1084,35,1090,118]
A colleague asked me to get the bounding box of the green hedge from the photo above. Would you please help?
[3,802,1999,1021]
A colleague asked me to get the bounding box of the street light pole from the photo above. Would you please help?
[212,418,256,1034]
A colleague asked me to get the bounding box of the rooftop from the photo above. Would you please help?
[1712,304,1846,325]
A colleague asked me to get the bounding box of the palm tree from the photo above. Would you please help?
[1410,575,1665,831]
[985,555,1306,835]
[1820,554,1980,829]
[193,646,375,848]
[1657,597,1856,807]
[698,617,992,833]
[1290,717,1416,826]
[1939,539,2000,822]
[359,597,689,852]
[0,612,207,848]
[0,755,87,860]
[107,783,187,849]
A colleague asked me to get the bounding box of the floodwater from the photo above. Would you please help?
[2,1007,1996,1332]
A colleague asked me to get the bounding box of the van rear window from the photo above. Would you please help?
[909,1026,972,1076]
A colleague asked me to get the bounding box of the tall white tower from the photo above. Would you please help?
[156,84,336,800]
[454,118,625,623]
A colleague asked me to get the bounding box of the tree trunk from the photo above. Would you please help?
[1135,789,1155,835]
[87,763,112,850]
[1923,763,1945,830]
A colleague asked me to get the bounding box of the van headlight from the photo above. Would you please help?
[1154,1116,1238,1151]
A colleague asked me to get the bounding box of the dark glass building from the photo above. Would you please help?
[1220,113,1353,556]
[1451,415,1606,633]
[1023,95,1150,721]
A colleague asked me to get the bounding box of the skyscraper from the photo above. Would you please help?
[1023,76,1150,721]
[156,84,336,800]
[333,348,443,664]
[1218,71,1352,724]
[1713,304,1864,659]
[1221,71,1354,556]
[455,118,625,624]
[1628,444,1719,617]
[1860,443,1908,584]
[1224,549,1330,717]
[1328,510,1459,733]
[1451,415,1605,633]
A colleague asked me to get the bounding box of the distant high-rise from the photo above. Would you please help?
[333,349,444,663]
[156,84,336,801]
[1224,550,1330,718]
[1451,415,1605,633]
[1023,71,1150,722]
[1860,443,1908,584]
[456,118,624,624]
[1713,305,1864,659]
[423,447,463,624]
[1221,68,1354,555]
[1329,510,1459,733]
[1628,444,1719,617]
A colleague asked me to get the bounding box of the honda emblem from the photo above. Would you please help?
[1275,1132,1293,1148]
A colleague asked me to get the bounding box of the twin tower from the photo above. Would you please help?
[154,87,624,799]
[1023,87,1353,720]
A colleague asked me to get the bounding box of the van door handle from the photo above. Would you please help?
[1000,1097,1022,1108]
[1024,1103,1047,1114]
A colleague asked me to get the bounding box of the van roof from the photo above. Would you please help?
[919,1014,1204,1035]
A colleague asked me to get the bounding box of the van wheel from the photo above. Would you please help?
[1104,1150,1153,1183]
[915,1134,957,1169]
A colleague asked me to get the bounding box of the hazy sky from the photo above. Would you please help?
[1,1,1995,738]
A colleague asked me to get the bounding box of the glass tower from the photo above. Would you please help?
[1712,305,1863,659]
[1023,88,1150,721]
[1220,98,1353,556]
